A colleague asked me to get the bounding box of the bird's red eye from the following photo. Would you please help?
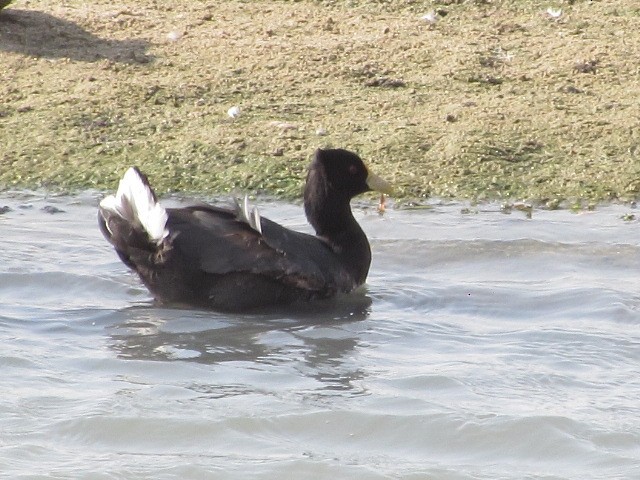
[349,164,358,175]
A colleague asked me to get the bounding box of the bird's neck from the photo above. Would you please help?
[305,197,372,285]
[306,198,352,235]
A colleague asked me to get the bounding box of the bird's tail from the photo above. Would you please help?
[99,167,168,245]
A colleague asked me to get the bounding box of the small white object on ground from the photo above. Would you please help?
[166,30,183,42]
[546,8,562,19]
[421,11,438,24]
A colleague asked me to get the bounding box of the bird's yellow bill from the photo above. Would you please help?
[366,171,394,195]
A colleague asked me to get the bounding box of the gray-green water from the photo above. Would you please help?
[1,193,639,479]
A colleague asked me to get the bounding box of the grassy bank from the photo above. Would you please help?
[1,0,640,205]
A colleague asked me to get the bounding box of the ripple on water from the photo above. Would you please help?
[0,271,140,313]
[1,196,639,479]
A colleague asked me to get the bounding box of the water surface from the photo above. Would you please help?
[1,193,639,479]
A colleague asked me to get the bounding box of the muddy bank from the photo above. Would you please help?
[1,1,639,204]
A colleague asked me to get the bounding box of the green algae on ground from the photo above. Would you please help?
[1,0,640,204]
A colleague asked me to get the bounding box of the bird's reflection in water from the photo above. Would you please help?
[107,293,372,395]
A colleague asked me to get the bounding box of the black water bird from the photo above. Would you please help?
[98,148,392,311]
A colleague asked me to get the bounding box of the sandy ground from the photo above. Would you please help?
[1,0,640,205]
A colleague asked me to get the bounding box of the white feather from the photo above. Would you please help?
[100,168,168,244]
[252,206,262,235]
[242,195,251,222]
[234,195,262,234]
